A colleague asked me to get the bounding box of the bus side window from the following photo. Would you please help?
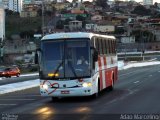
[105,39,109,55]
[99,38,103,55]
[113,40,116,54]
[95,38,100,54]
[111,40,113,54]
[108,39,110,54]
[110,40,113,54]
[102,39,106,55]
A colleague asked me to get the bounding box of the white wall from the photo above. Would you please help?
[121,36,135,43]
[94,25,115,33]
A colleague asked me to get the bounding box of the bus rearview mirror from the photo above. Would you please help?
[34,53,38,64]
[93,50,98,62]
[34,48,41,64]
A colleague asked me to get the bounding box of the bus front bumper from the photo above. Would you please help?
[40,87,94,97]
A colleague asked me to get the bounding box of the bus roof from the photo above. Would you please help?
[41,32,116,40]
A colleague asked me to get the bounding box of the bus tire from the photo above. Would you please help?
[109,74,114,91]
[92,79,100,98]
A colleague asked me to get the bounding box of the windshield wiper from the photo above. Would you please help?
[68,61,77,78]
[51,60,64,78]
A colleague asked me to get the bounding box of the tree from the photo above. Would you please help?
[44,10,52,17]
[131,30,154,43]
[72,0,78,3]
[95,0,109,9]
[76,15,85,21]
[154,2,158,8]
[56,20,64,29]
[83,1,91,5]
[20,30,34,39]
[5,9,19,16]
[37,8,42,16]
[76,15,86,28]
[60,9,69,14]
[131,5,151,16]
[64,19,72,25]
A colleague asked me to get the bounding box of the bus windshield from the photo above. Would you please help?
[40,38,91,80]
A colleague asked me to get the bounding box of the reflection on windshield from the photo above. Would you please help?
[40,39,91,80]
[65,40,90,78]
[42,41,64,78]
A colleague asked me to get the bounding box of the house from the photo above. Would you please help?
[71,9,85,14]
[69,20,82,31]
[52,3,66,10]
[61,13,87,20]
[95,6,102,11]
[91,15,103,21]
[94,24,115,33]
[84,4,94,13]
[120,36,135,43]
[85,24,95,31]
[20,11,37,17]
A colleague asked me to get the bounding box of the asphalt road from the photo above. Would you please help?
[0,65,160,120]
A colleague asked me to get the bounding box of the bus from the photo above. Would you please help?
[35,32,118,100]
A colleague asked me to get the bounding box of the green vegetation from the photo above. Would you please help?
[6,15,42,39]
[95,0,109,9]
[131,5,151,16]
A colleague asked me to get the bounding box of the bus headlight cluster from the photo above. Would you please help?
[43,84,48,89]
[82,82,92,87]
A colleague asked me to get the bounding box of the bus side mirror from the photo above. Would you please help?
[35,52,38,64]
[93,50,98,62]
[34,48,41,64]
[91,47,98,62]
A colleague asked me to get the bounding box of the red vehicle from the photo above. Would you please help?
[0,67,20,78]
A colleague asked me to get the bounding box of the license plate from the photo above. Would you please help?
[61,91,70,94]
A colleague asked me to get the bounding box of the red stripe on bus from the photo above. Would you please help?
[98,56,103,90]
[103,56,108,87]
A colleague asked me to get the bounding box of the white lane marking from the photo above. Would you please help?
[0,104,17,106]
[0,99,35,101]
[149,75,152,77]
[158,71,160,72]
[134,81,139,84]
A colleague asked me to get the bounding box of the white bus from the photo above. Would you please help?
[35,32,118,100]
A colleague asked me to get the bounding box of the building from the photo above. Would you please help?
[91,15,103,21]
[85,24,95,31]
[120,36,135,43]
[143,0,153,5]
[0,4,5,42]
[0,0,9,9]
[20,11,37,17]
[9,0,23,13]
[23,0,33,4]
[94,24,115,33]
[69,20,82,31]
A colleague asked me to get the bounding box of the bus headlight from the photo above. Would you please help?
[82,82,92,87]
[43,84,48,89]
